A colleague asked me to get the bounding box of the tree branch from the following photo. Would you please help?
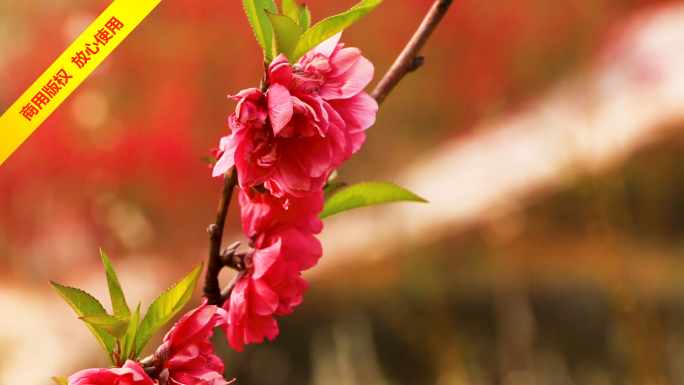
[371,0,453,105]
[204,168,238,306]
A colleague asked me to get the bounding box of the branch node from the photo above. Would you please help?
[409,56,425,72]
[220,248,236,265]
[207,224,220,238]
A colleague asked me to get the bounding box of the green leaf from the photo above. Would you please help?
[243,0,278,61]
[49,282,116,364]
[282,0,299,22]
[298,4,311,32]
[319,182,427,219]
[52,376,69,385]
[323,181,347,198]
[100,250,131,319]
[121,303,141,360]
[80,314,131,340]
[268,11,303,61]
[134,263,204,355]
[292,0,384,61]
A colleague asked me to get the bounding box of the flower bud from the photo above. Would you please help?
[155,341,170,364]
[158,369,170,385]
[207,224,220,237]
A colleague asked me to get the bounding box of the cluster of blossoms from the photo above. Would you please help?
[66,33,376,384]
[212,33,377,197]
[214,33,378,350]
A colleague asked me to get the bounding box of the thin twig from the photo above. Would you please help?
[371,0,453,105]
[204,167,238,306]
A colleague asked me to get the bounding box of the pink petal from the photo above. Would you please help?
[275,227,321,271]
[274,155,311,192]
[268,83,294,135]
[170,370,226,385]
[263,178,287,198]
[348,130,367,154]
[329,91,378,133]
[214,306,229,329]
[212,129,248,177]
[174,369,232,385]
[238,188,275,236]
[212,137,236,177]
[261,316,280,340]
[250,278,279,316]
[227,278,249,320]
[69,361,155,385]
[269,54,293,88]
[166,343,200,369]
[244,314,279,343]
[319,56,374,100]
[226,323,244,352]
[287,136,333,178]
[327,47,362,78]
[204,352,226,375]
[165,305,217,349]
[296,93,329,136]
[308,32,342,59]
[252,241,282,279]
[234,135,278,188]
[234,141,250,187]
[322,103,348,165]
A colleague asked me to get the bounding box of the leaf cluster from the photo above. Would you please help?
[243,0,384,63]
[50,250,203,368]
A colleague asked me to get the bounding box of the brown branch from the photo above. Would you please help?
[370,0,453,105]
[203,167,238,306]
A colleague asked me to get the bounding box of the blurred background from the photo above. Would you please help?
[3,0,684,384]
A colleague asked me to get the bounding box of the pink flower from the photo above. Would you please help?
[212,86,344,197]
[156,298,232,385]
[213,34,377,197]
[68,360,154,385]
[248,235,310,315]
[268,32,378,169]
[239,188,323,271]
[239,187,323,244]
[222,233,311,351]
[222,272,280,352]
[221,188,319,351]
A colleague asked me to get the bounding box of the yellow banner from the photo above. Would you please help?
[0,0,164,166]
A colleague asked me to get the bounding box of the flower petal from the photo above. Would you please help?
[319,55,374,100]
[268,83,294,136]
[274,155,311,192]
[250,278,280,316]
[252,240,283,279]
[269,54,293,88]
[307,32,341,59]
